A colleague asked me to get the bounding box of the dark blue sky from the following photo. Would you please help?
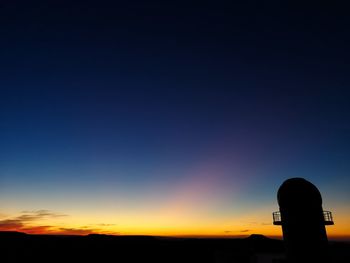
[0,1,349,236]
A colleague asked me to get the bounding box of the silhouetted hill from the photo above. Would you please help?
[0,231,349,263]
[0,231,28,237]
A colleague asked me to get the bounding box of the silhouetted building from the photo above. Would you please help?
[273,178,334,263]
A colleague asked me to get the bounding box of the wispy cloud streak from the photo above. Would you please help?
[0,210,111,235]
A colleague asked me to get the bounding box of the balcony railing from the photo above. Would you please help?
[272,211,334,225]
[273,211,282,225]
[323,211,334,225]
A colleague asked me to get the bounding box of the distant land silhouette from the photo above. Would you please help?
[1,231,349,263]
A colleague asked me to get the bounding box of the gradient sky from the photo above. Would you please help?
[0,2,349,239]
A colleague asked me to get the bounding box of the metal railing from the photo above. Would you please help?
[273,211,282,225]
[323,211,334,225]
[272,210,334,225]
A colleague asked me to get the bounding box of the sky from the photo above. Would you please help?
[0,1,349,239]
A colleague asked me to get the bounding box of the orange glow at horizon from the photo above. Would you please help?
[1,157,349,239]
[0,207,349,240]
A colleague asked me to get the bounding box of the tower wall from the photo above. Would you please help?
[277,178,329,263]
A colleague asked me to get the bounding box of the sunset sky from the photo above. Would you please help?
[0,2,349,239]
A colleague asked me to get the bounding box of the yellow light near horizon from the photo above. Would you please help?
[1,200,349,239]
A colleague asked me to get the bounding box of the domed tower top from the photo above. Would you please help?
[277,178,322,209]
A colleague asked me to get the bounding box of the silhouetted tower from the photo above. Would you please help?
[272,178,334,263]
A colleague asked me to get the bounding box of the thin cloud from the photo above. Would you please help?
[0,219,24,230]
[0,210,68,233]
[56,227,97,235]
[20,210,67,219]
[21,225,53,234]
[0,210,118,235]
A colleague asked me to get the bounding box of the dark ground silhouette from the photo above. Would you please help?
[1,231,349,263]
